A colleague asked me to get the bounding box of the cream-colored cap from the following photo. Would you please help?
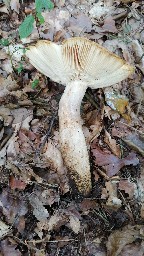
[26,37,134,88]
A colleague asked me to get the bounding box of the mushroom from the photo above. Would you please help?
[26,37,134,195]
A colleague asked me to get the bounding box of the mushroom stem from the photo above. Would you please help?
[59,80,92,195]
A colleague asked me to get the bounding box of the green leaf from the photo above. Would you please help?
[36,12,45,24]
[35,0,54,13]
[31,79,39,89]
[16,63,24,74]
[19,15,35,39]
[0,38,10,46]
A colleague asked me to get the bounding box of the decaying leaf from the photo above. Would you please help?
[105,91,130,120]
[0,75,19,98]
[10,0,20,13]
[107,225,143,256]
[9,176,26,190]
[136,168,144,219]
[91,144,139,177]
[47,211,68,232]
[79,198,98,212]
[0,189,28,226]
[102,16,117,33]
[29,194,49,221]
[0,238,22,256]
[69,215,80,234]
[0,221,10,238]
[43,139,69,194]
[118,179,137,199]
[69,14,92,34]
[89,3,113,19]
[104,130,121,157]
[85,109,104,143]
[119,241,144,256]
[123,133,144,157]
[102,181,122,208]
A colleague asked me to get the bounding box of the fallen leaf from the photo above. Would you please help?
[102,16,117,33]
[0,189,28,224]
[9,176,26,190]
[102,181,122,208]
[119,241,144,256]
[0,239,22,256]
[79,199,98,212]
[0,75,19,99]
[0,221,10,238]
[48,212,67,231]
[121,0,137,3]
[118,179,137,199]
[69,215,80,234]
[89,3,113,19]
[104,130,121,157]
[137,167,144,218]
[86,109,104,143]
[123,133,144,157]
[91,144,139,177]
[16,216,25,234]
[29,194,49,221]
[10,0,20,13]
[107,225,143,256]
[43,139,69,194]
[105,91,130,119]
[69,14,92,34]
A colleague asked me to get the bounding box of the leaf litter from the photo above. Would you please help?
[0,0,144,255]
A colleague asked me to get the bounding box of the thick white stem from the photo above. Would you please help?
[58,80,92,195]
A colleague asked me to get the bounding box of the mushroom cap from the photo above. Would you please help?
[26,37,134,88]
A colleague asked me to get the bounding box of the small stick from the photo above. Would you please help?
[85,92,100,109]
[36,113,57,157]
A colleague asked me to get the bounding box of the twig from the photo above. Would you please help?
[85,92,99,109]
[118,190,135,223]
[118,121,144,135]
[8,235,34,251]
[112,10,128,21]
[27,238,77,244]
[35,112,57,156]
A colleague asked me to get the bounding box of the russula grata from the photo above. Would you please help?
[26,37,134,195]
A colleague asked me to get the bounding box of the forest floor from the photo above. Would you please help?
[0,0,144,255]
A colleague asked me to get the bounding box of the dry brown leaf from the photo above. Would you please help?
[107,225,143,256]
[123,134,144,157]
[119,241,144,256]
[102,16,117,33]
[43,139,69,194]
[48,212,67,231]
[89,3,113,19]
[9,176,26,190]
[10,0,20,13]
[0,239,22,256]
[121,0,137,3]
[29,194,49,221]
[0,75,19,98]
[86,109,104,143]
[69,215,80,234]
[79,199,98,212]
[136,167,144,219]
[104,130,121,157]
[102,181,122,208]
[0,189,28,224]
[0,221,10,239]
[105,91,130,120]
[118,179,136,199]
[69,14,92,34]
[91,144,139,177]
